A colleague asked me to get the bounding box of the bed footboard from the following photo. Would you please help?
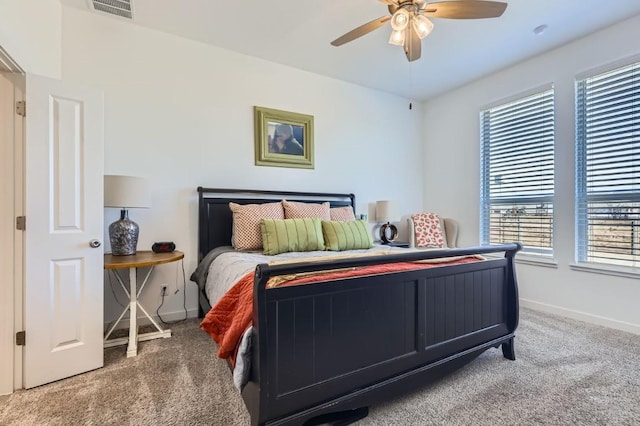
[242,244,521,425]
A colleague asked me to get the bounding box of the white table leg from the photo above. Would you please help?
[126,267,138,357]
[135,266,172,340]
[103,260,176,353]
[103,270,131,344]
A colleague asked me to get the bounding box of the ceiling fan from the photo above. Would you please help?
[331,0,508,62]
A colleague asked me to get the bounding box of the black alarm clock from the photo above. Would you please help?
[152,241,176,253]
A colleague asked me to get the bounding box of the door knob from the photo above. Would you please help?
[89,239,102,248]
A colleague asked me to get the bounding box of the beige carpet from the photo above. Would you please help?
[1,308,639,425]
[0,321,250,426]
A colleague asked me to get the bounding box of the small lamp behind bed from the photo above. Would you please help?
[375,200,400,244]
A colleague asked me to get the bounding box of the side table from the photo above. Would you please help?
[103,250,184,357]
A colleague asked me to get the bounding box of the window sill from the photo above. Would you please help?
[569,262,640,279]
[515,253,558,268]
[483,252,558,268]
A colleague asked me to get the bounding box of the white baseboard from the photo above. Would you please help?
[108,302,640,335]
[104,308,199,331]
[520,298,640,335]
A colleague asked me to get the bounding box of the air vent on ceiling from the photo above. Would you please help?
[90,0,133,19]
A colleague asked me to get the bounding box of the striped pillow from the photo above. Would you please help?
[229,202,284,250]
[260,218,325,255]
[321,220,373,251]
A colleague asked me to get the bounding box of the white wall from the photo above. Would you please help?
[60,7,425,323]
[0,0,61,77]
[423,15,640,333]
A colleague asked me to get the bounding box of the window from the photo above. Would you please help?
[576,61,640,268]
[480,88,555,254]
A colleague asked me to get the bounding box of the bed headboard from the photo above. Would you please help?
[197,187,356,261]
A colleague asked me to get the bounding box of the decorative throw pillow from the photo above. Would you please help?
[229,202,284,250]
[260,218,325,255]
[322,220,373,251]
[329,206,356,221]
[408,217,450,248]
[282,200,331,220]
[412,213,445,248]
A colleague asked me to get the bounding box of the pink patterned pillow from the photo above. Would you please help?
[412,213,445,248]
[229,202,284,250]
[282,200,331,220]
[329,206,356,221]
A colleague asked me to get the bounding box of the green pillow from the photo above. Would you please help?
[260,218,325,255]
[322,220,374,251]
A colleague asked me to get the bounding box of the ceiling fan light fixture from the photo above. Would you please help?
[388,29,406,46]
[390,8,410,31]
[330,0,509,63]
[412,15,434,39]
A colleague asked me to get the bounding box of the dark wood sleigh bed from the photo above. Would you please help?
[195,187,521,426]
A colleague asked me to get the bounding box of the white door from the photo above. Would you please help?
[24,75,104,388]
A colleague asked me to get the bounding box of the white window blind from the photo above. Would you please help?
[480,89,555,254]
[576,61,640,268]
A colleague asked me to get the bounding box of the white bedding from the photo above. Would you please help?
[204,247,403,304]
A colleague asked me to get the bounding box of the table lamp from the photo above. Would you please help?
[104,175,152,255]
[375,200,400,244]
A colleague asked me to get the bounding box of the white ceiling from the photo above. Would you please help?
[61,0,640,101]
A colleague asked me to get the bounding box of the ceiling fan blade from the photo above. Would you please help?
[403,29,421,62]
[331,15,391,47]
[423,1,507,19]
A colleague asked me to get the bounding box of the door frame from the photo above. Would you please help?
[0,68,25,395]
[22,74,104,388]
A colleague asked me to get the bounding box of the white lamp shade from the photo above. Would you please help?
[388,29,406,46]
[413,15,434,39]
[390,8,410,31]
[104,175,152,208]
[375,200,400,223]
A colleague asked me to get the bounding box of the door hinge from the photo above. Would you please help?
[16,216,26,231]
[16,331,25,346]
[16,100,26,117]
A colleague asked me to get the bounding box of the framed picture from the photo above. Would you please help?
[254,106,314,169]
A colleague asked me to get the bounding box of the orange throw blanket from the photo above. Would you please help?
[200,257,481,365]
[200,271,255,364]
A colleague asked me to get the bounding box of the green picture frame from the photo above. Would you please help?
[254,106,314,169]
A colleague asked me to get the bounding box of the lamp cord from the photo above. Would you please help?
[108,269,127,309]
[105,269,127,333]
[156,259,188,325]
